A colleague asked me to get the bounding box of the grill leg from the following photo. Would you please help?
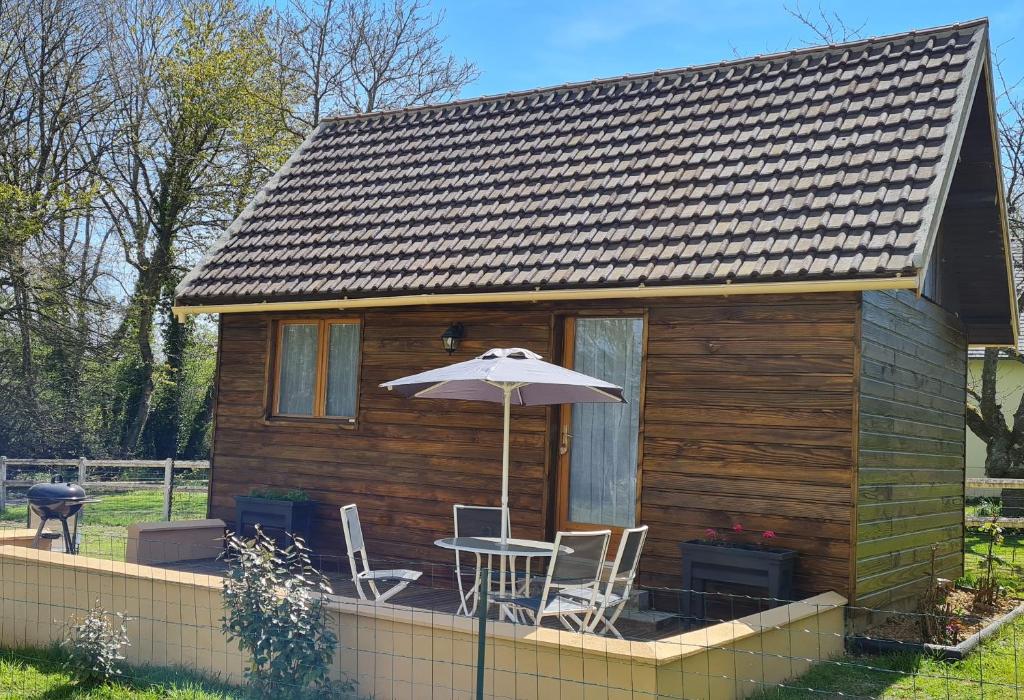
[60,518,76,555]
[32,517,47,550]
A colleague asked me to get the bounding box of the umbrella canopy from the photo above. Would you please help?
[381,347,625,545]
[380,347,625,404]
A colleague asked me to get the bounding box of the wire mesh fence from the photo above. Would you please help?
[0,525,1020,699]
[0,457,210,522]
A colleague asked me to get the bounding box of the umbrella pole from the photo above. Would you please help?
[500,385,511,547]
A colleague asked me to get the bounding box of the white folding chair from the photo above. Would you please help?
[563,525,649,638]
[452,504,530,616]
[453,505,504,615]
[497,530,610,632]
[340,504,421,603]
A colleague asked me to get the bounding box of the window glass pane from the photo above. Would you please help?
[277,323,319,415]
[568,317,643,527]
[325,322,360,417]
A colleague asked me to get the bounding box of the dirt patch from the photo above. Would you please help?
[863,589,1020,645]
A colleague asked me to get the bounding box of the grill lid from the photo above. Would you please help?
[27,475,86,504]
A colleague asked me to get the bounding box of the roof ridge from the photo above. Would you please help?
[321,17,988,126]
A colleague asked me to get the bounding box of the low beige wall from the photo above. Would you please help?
[331,592,846,699]
[0,528,50,550]
[125,518,225,565]
[0,546,845,699]
[0,545,245,682]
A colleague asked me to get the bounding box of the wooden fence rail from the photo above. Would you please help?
[966,477,1024,528]
[0,457,210,521]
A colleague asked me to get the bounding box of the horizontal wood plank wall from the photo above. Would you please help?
[855,289,967,613]
[210,307,554,576]
[208,293,859,597]
[640,294,858,602]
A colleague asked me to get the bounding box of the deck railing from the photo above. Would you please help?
[0,457,209,520]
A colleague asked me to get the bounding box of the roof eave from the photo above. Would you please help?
[171,275,919,322]
[914,26,1019,350]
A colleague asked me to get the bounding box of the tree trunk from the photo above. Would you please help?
[966,349,1024,480]
[119,293,156,456]
[118,166,183,455]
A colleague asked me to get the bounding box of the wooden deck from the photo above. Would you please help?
[161,557,683,640]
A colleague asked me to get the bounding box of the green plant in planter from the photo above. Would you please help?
[222,525,348,698]
[249,487,311,502]
[975,498,1002,519]
[975,519,1007,608]
[62,603,131,683]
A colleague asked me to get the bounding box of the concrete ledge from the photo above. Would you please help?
[325,589,847,666]
[0,528,50,550]
[125,518,225,565]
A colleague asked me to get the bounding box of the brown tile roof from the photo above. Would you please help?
[176,19,989,305]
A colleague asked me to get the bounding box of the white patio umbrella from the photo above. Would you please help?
[380,347,625,545]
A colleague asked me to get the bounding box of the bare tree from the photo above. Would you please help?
[274,0,477,133]
[784,2,865,44]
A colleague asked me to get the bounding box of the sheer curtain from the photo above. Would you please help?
[326,323,360,417]
[278,323,319,415]
[569,317,643,527]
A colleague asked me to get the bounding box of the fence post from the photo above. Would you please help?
[0,456,6,513]
[77,457,87,486]
[476,567,488,700]
[162,458,174,521]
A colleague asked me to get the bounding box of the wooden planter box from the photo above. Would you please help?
[1001,487,1024,517]
[234,496,316,549]
[678,539,797,623]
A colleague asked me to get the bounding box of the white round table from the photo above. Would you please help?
[435,536,561,618]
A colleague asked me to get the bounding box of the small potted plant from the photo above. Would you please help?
[234,488,316,549]
[678,522,797,622]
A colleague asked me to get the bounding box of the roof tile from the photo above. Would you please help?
[178,21,986,304]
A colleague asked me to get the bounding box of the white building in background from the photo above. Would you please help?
[967,350,1024,498]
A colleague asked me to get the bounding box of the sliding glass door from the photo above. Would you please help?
[557,316,644,531]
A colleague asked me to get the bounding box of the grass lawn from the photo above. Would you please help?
[0,646,245,699]
[753,526,1024,699]
[751,615,1024,699]
[0,490,208,561]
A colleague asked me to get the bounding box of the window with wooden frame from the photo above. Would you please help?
[272,319,361,420]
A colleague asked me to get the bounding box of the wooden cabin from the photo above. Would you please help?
[174,20,1017,617]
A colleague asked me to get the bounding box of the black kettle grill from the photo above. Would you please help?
[27,475,91,554]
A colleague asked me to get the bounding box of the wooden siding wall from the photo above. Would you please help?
[640,295,857,600]
[856,290,967,612]
[209,293,859,599]
[211,307,555,570]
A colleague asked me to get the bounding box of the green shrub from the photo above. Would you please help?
[249,487,310,502]
[221,526,347,698]
[62,604,131,683]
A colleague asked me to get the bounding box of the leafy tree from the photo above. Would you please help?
[0,0,115,456]
[100,0,297,456]
[0,0,475,460]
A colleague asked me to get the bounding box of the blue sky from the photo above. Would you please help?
[440,0,1024,99]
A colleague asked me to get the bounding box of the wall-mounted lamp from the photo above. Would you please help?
[441,322,465,355]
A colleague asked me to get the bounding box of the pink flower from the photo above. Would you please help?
[762,530,777,540]
[732,523,744,533]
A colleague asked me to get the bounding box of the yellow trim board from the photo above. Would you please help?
[173,276,918,322]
